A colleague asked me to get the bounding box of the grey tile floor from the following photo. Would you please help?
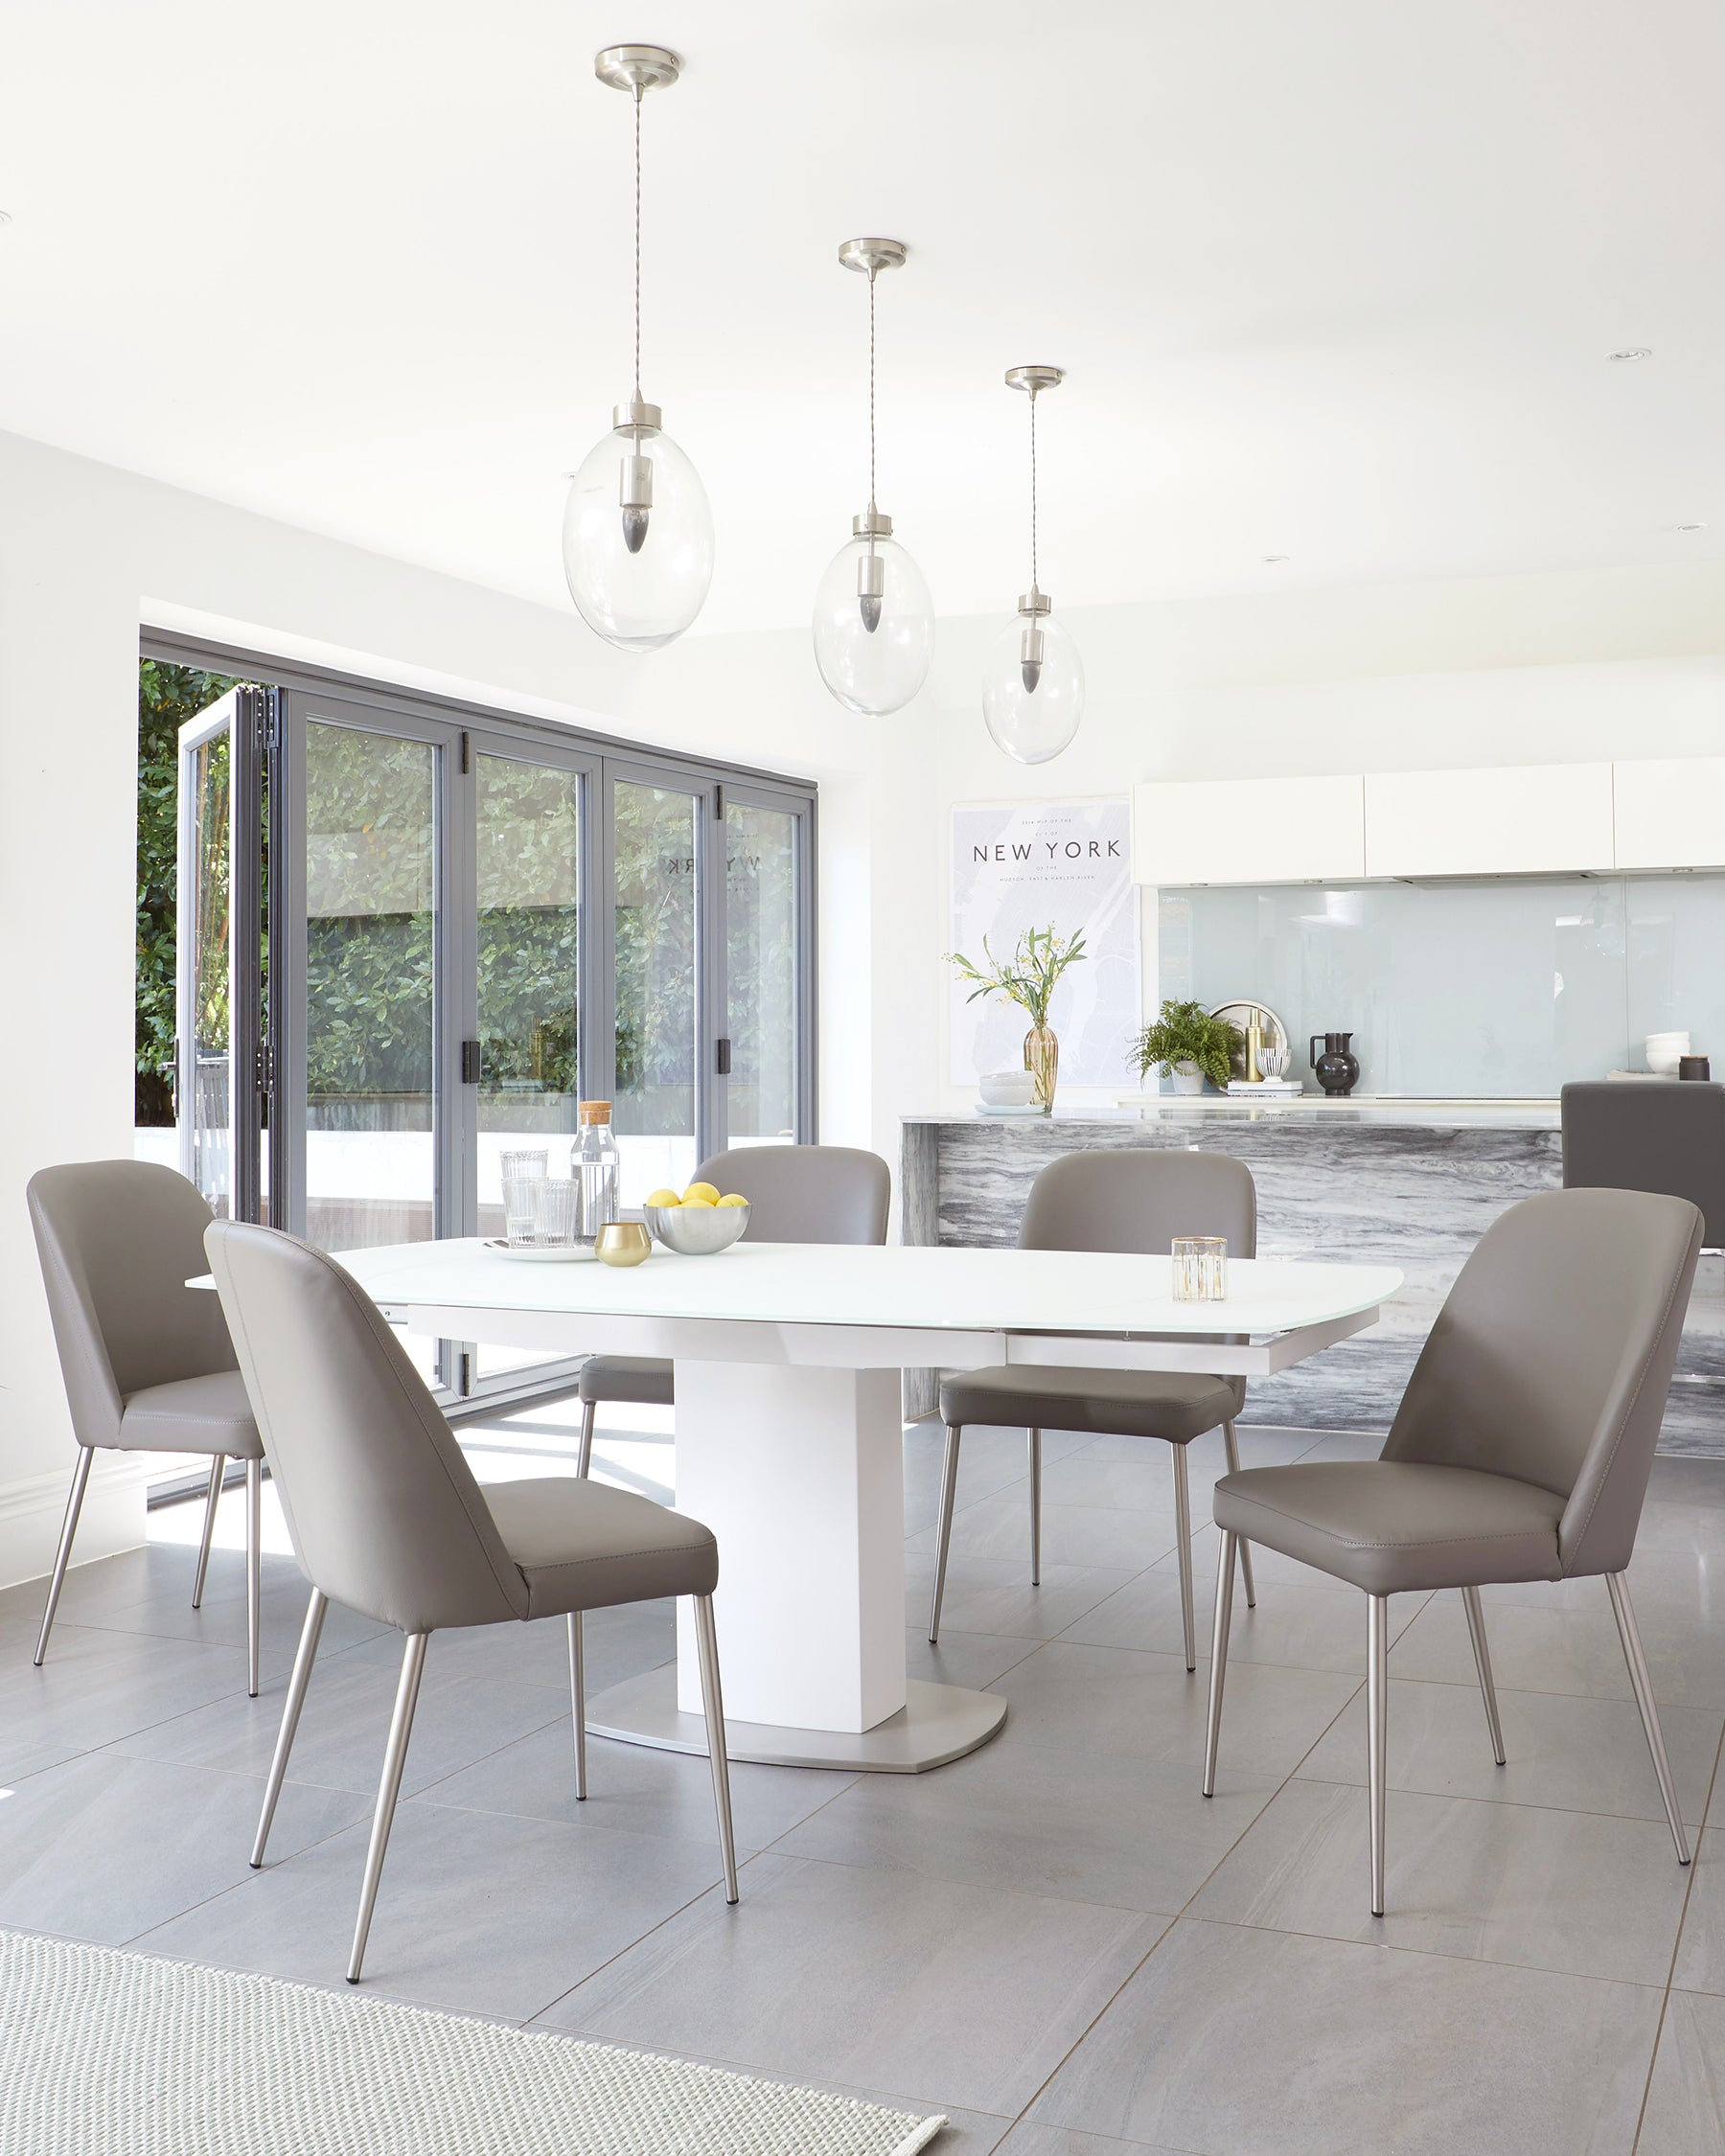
[5,1407,1725,2153]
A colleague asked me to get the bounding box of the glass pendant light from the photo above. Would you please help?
[983,364,1084,764]
[812,238,934,715]
[563,45,713,652]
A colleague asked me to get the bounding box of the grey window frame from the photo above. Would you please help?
[143,630,818,1414]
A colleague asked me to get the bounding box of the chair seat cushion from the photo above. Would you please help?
[484,1477,717,1619]
[116,1370,264,1458]
[938,1364,1245,1443]
[1212,1459,1566,1594]
[578,1355,675,1408]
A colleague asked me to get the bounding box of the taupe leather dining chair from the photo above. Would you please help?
[574,1144,892,1476]
[28,1161,266,1694]
[1204,1185,1703,1916]
[204,1218,738,1985]
[929,1149,1258,1662]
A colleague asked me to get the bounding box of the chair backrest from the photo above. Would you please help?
[1383,1186,1702,1578]
[693,1144,890,1245]
[204,1221,528,1635]
[1017,1148,1257,1257]
[1562,1081,1725,1249]
[28,1160,239,1450]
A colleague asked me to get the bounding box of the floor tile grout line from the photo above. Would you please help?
[1630,1708,1725,2152]
[523,1849,771,2027]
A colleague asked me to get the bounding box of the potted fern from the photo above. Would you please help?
[1131,999,1243,1095]
[946,926,1088,1111]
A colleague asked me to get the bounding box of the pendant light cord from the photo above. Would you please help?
[633,86,643,402]
[1028,390,1039,592]
[868,267,878,516]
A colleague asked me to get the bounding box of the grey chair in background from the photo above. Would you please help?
[574,1143,892,1476]
[929,1148,1259,1661]
[1205,1185,1703,1916]
[1561,1079,1725,1248]
[205,1219,738,1985]
[28,1160,266,1694]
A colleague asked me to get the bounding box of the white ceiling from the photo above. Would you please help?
[5,0,1725,635]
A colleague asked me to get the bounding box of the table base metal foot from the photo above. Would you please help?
[586,1667,1008,1774]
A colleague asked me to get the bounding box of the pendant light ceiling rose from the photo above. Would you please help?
[839,238,908,277]
[1005,364,1064,397]
[593,43,681,94]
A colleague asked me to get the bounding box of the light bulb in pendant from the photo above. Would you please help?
[983,365,1085,764]
[563,46,713,653]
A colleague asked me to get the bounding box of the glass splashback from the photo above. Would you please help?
[1159,874,1725,1096]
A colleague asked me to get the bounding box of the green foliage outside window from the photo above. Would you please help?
[136,660,240,1124]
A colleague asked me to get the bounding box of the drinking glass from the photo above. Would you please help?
[537,1178,577,1246]
[1172,1235,1228,1300]
[502,1174,543,1247]
[499,1149,548,1183]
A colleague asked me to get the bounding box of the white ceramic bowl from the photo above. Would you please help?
[645,1201,749,1255]
[1647,1050,1685,1076]
[979,1070,1039,1107]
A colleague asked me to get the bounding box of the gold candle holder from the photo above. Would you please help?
[595,1221,652,1268]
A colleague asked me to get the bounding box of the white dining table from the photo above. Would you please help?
[325,1236,1402,1775]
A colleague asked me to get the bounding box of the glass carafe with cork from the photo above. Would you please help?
[570,1100,621,1250]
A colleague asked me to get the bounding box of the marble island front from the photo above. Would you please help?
[901,1102,1725,1454]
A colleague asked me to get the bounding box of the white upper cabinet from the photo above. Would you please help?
[1613,758,1725,871]
[1364,763,1615,879]
[1131,774,1365,885]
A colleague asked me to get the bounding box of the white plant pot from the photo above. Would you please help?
[1170,1063,1206,1095]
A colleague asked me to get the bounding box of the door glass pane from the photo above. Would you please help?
[725,800,800,1148]
[305,724,437,1251]
[181,723,233,1214]
[612,780,699,1203]
[475,753,582,1380]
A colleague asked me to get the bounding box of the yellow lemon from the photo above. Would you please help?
[680,1195,716,1209]
[645,1187,683,1208]
[716,1193,748,1208]
[682,1181,721,1204]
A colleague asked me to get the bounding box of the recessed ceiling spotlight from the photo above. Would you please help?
[1261,554,1290,564]
[1607,347,1651,362]
[1672,522,1708,533]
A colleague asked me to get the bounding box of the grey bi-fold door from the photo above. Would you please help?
[162,641,815,1414]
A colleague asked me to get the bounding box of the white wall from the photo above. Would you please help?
[923,562,1725,1110]
[0,428,936,1590]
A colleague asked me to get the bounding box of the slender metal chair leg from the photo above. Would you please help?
[568,1611,587,1800]
[692,1594,740,1904]
[191,1455,225,1610]
[1171,1443,1196,1671]
[348,1631,429,1984]
[245,1456,263,1697]
[1368,1593,1389,1916]
[576,1399,596,1479]
[1202,1529,1237,1797]
[1221,1420,1256,1607]
[1606,1571,1690,1865]
[1027,1428,1042,1586]
[252,1587,328,1869]
[33,1450,93,1668]
[929,1423,963,1643]
[1460,1584,1506,1766]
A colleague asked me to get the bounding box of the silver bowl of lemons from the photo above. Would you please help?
[643,1181,750,1255]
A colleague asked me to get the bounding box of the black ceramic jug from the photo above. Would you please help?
[1309,1031,1361,1097]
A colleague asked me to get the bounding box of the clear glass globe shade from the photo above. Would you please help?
[811,534,934,715]
[563,422,714,653]
[982,608,1085,764]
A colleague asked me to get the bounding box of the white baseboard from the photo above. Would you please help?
[0,1456,151,1595]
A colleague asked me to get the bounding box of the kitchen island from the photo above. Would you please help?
[902,1098,1725,1453]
